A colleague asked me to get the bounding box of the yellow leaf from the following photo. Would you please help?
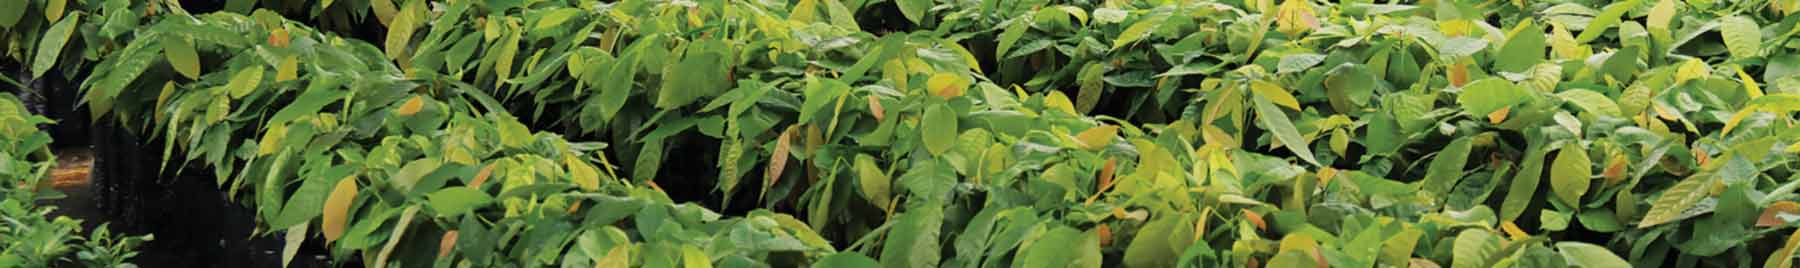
[1074,125,1118,151]
[597,245,631,268]
[1675,59,1709,85]
[791,0,819,22]
[322,176,358,244]
[1487,106,1510,124]
[1769,227,1800,268]
[258,124,287,156]
[276,55,299,82]
[1721,109,1753,136]
[370,0,397,25]
[397,95,424,116]
[154,82,176,124]
[1045,91,1079,115]
[567,156,600,190]
[1250,80,1300,111]
[1738,66,1765,99]
[1500,221,1528,241]
[682,245,712,268]
[927,72,969,98]
[45,0,65,23]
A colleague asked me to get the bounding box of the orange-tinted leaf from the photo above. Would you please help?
[1487,107,1510,124]
[269,27,290,48]
[322,176,357,244]
[763,125,798,201]
[439,231,459,258]
[1244,209,1267,231]
[397,95,424,116]
[470,163,494,188]
[1760,201,1800,227]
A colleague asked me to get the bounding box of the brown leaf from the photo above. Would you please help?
[867,95,886,121]
[1098,158,1116,191]
[439,231,459,258]
[763,125,798,201]
[1097,224,1113,247]
[1760,201,1800,227]
[1603,154,1628,185]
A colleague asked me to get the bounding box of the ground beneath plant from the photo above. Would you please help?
[44,148,333,268]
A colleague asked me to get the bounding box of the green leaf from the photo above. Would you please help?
[814,253,878,268]
[0,0,25,27]
[1494,21,1546,73]
[1254,94,1320,166]
[1277,53,1326,74]
[1452,229,1500,268]
[1113,14,1167,49]
[1640,173,1715,228]
[427,187,494,217]
[1557,89,1622,118]
[880,204,943,268]
[1020,226,1102,268]
[391,158,444,193]
[1550,145,1591,207]
[1438,37,1489,58]
[281,224,306,268]
[1501,135,1549,221]
[1457,78,1531,116]
[31,14,81,78]
[1123,217,1180,268]
[1076,63,1105,113]
[162,33,201,80]
[1720,16,1762,59]
[922,103,957,156]
[498,114,532,148]
[534,8,581,31]
[1576,0,1641,43]
[1421,136,1474,197]
[1577,209,1623,232]
[657,40,731,109]
[1555,242,1630,268]
[227,65,266,99]
[995,19,1029,60]
[895,0,928,23]
[855,154,891,209]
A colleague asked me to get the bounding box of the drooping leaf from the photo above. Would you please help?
[1253,94,1320,166]
[31,14,81,78]
[322,176,357,244]
[1640,174,1715,228]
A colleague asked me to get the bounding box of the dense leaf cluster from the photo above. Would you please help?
[8,0,1800,267]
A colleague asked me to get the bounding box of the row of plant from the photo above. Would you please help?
[0,92,148,268]
[13,0,1800,267]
